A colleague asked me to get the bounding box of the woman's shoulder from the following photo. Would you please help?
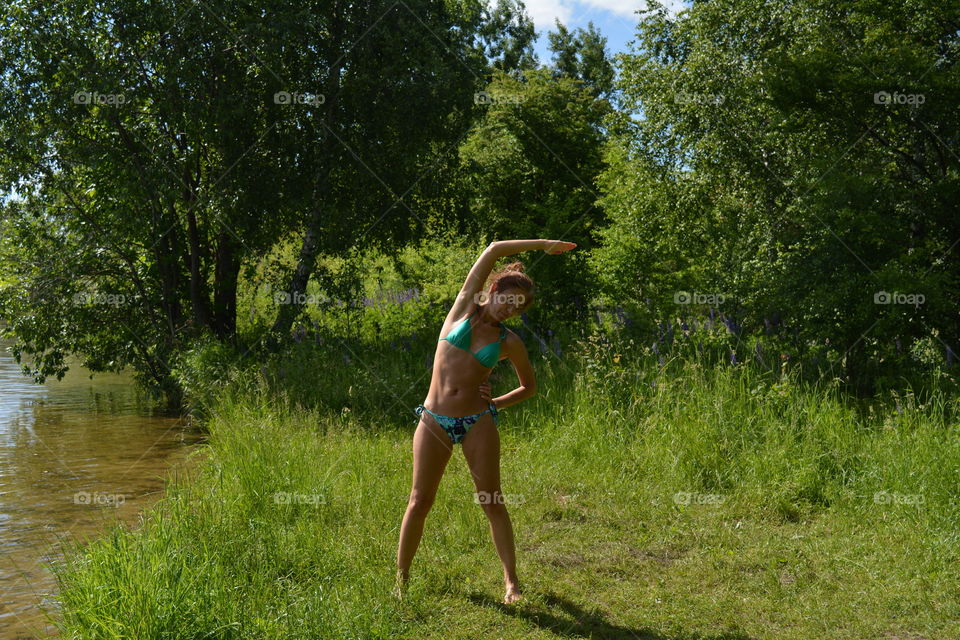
[500,325,521,342]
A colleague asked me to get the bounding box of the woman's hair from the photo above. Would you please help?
[486,261,535,311]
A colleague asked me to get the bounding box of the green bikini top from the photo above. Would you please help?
[439,311,507,368]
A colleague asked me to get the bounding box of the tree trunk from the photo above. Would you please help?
[186,206,212,330]
[212,228,239,338]
[271,0,345,339]
[156,202,183,340]
[271,204,326,336]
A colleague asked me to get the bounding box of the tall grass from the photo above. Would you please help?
[50,333,960,639]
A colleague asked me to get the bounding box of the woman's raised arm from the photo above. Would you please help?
[445,239,576,323]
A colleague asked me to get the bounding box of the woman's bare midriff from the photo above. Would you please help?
[424,340,501,416]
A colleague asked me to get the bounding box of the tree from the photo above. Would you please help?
[458,67,612,318]
[0,0,488,401]
[476,0,539,75]
[593,0,960,390]
[547,20,615,98]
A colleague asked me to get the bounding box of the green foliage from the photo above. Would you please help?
[459,68,612,320]
[0,0,499,401]
[170,333,253,420]
[476,0,540,73]
[51,341,960,638]
[547,20,615,97]
[594,0,960,392]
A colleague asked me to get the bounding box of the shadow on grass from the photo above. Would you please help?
[467,590,758,640]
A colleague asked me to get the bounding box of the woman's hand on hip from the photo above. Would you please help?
[479,381,492,402]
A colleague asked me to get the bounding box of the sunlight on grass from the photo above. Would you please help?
[51,347,960,639]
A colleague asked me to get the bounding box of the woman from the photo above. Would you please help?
[395,238,576,604]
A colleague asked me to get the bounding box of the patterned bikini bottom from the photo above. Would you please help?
[413,402,499,444]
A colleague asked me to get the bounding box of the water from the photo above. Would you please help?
[0,338,207,638]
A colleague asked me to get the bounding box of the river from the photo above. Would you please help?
[0,337,207,638]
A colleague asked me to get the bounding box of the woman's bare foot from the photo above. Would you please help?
[504,583,522,604]
[393,569,409,599]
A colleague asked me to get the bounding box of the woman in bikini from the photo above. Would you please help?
[395,238,577,604]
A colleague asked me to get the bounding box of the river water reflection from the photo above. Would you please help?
[0,337,207,638]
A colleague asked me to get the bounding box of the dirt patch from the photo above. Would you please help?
[624,545,687,566]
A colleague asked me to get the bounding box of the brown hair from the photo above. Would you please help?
[486,261,535,312]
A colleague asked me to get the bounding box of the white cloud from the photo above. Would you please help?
[522,0,576,30]
[521,0,688,30]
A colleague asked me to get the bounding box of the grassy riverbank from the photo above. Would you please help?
[51,345,960,639]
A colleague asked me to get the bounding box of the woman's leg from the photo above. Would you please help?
[461,415,521,603]
[397,415,453,584]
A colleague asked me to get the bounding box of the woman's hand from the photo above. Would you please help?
[479,381,492,402]
[543,240,577,254]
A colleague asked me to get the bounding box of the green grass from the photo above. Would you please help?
[50,346,960,639]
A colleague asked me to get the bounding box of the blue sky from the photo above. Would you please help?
[526,0,689,64]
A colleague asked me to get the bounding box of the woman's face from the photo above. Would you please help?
[486,286,530,321]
